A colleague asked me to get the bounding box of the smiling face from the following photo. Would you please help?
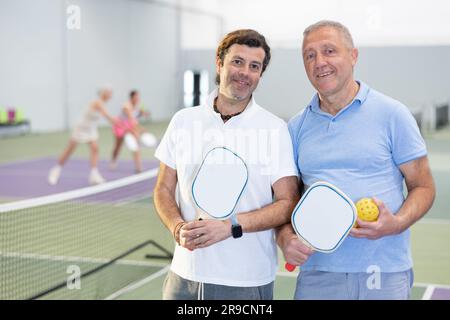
[216,44,266,101]
[302,26,358,100]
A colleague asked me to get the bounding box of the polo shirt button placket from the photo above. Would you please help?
[328,118,335,132]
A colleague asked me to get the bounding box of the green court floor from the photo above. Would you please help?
[1,122,449,300]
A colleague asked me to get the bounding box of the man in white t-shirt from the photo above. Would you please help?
[154,29,299,300]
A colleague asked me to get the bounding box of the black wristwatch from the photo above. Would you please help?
[231,223,243,239]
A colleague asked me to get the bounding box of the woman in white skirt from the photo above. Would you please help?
[48,88,116,185]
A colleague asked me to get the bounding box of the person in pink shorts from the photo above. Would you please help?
[111,90,155,173]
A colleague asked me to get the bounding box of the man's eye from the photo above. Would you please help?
[325,49,335,54]
[250,64,261,71]
[305,53,315,60]
[233,60,242,65]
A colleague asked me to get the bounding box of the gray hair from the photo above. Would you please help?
[303,20,355,49]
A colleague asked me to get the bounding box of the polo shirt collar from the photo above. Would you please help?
[308,81,370,117]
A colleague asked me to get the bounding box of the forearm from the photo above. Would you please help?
[97,105,116,124]
[395,156,436,233]
[154,186,184,234]
[275,222,296,248]
[395,185,435,233]
[236,176,300,233]
[106,114,117,125]
[237,198,297,233]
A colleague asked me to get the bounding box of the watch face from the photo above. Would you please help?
[232,225,243,238]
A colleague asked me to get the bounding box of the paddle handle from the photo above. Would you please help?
[284,239,314,272]
[285,262,296,272]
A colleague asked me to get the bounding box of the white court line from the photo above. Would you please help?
[0,168,158,213]
[0,166,159,179]
[0,169,137,180]
[414,282,450,289]
[422,285,436,300]
[105,265,170,300]
[0,251,168,268]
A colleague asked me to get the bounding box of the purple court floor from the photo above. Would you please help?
[0,157,159,201]
[430,287,450,300]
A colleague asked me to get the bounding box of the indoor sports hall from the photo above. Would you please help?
[1,0,449,300]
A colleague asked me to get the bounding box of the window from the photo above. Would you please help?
[183,70,209,107]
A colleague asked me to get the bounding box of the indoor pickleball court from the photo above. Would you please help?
[1,0,450,300]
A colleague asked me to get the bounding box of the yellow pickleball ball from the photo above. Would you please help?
[356,198,379,223]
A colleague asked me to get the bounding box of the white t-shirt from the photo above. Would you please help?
[155,89,298,287]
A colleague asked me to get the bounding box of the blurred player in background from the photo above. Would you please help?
[48,87,116,185]
[110,90,155,173]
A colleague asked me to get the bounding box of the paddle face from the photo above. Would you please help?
[192,147,248,220]
[292,181,356,252]
[285,181,356,272]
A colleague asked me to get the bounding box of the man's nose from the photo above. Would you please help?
[238,64,250,77]
[315,53,327,68]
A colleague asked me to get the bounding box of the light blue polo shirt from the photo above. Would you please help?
[288,81,427,273]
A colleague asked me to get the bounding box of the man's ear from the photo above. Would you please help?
[351,48,358,67]
[216,57,222,76]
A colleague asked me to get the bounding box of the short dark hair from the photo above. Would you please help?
[215,29,271,85]
[129,90,139,99]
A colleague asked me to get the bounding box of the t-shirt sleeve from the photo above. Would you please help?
[270,123,299,186]
[288,118,299,170]
[390,103,427,166]
[154,113,179,169]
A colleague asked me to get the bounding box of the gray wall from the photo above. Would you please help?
[182,46,450,120]
[66,0,180,129]
[1,0,181,132]
[129,1,180,121]
[0,0,66,132]
[3,0,450,132]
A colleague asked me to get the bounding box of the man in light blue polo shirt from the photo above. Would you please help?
[276,20,436,300]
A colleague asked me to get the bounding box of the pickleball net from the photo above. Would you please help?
[0,169,173,300]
